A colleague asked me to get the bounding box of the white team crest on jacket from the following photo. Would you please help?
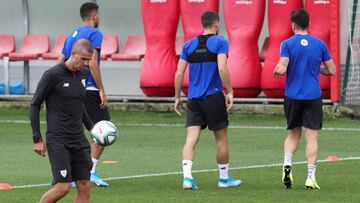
[82,79,86,87]
[60,170,67,178]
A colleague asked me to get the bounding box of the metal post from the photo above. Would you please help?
[22,0,29,94]
[342,0,358,105]
[3,57,10,94]
[22,0,29,36]
[24,61,30,94]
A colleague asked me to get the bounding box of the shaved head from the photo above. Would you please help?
[72,38,94,55]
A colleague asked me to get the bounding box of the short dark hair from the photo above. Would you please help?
[290,8,309,30]
[80,2,99,21]
[201,11,219,29]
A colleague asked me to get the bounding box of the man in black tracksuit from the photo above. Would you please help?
[30,39,94,203]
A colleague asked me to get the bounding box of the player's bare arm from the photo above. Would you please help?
[321,59,336,76]
[174,59,188,116]
[89,48,108,108]
[218,53,233,111]
[274,57,289,77]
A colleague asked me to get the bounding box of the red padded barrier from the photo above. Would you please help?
[223,0,265,98]
[330,0,340,102]
[140,0,180,97]
[9,34,50,60]
[306,0,331,99]
[0,34,15,59]
[180,0,219,95]
[100,35,119,60]
[261,0,303,98]
[42,34,67,60]
[111,35,145,61]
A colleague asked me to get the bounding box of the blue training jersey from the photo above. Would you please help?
[62,26,103,90]
[180,35,229,99]
[280,34,331,100]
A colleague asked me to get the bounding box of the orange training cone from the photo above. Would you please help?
[0,182,13,190]
[326,155,340,161]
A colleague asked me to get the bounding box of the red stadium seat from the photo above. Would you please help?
[259,36,269,62]
[111,35,145,61]
[42,34,67,60]
[100,35,119,60]
[8,34,50,94]
[0,34,15,59]
[1,34,16,94]
[9,34,50,60]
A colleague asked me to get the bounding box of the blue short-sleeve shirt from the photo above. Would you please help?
[180,35,229,99]
[62,26,103,90]
[280,34,331,100]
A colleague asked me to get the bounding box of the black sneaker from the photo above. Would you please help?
[282,165,293,189]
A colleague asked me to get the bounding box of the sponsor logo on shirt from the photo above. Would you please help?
[63,83,69,87]
[72,31,78,38]
[301,39,309,46]
[60,170,67,178]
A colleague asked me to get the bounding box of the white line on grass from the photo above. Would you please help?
[11,156,360,189]
[1,119,360,132]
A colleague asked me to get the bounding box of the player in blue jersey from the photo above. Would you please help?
[274,8,336,189]
[57,2,110,187]
[174,11,241,190]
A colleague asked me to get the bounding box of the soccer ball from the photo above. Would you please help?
[91,120,118,146]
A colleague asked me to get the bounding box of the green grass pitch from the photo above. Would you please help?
[0,108,359,202]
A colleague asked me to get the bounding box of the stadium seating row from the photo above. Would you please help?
[0,34,189,62]
[0,34,188,94]
[0,32,268,95]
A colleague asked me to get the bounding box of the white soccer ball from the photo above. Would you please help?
[91,120,118,146]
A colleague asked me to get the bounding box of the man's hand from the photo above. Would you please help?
[33,141,46,157]
[174,97,182,116]
[99,89,108,108]
[226,91,234,111]
[274,57,289,77]
[273,66,286,77]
